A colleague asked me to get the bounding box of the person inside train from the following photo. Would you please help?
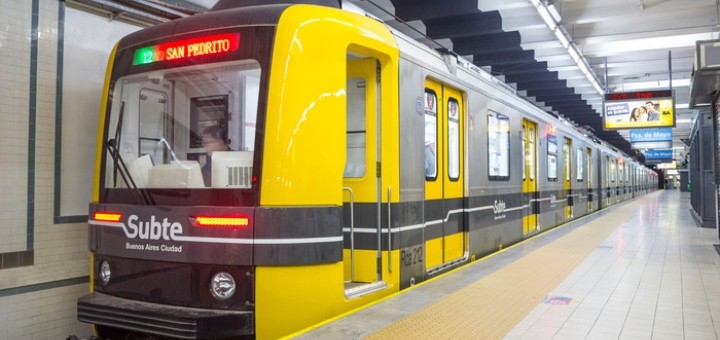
[645,101,660,121]
[201,124,232,187]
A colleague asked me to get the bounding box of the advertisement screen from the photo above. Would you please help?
[603,90,675,130]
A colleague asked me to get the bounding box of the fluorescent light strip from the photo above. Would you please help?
[530,0,604,96]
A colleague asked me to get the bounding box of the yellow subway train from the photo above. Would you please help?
[77,1,658,338]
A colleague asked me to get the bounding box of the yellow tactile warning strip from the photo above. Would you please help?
[367,196,653,339]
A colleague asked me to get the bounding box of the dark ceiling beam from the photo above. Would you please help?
[493,61,549,76]
[523,87,574,97]
[551,106,595,113]
[425,12,503,39]
[472,50,534,66]
[453,32,521,55]
[504,71,558,83]
[548,101,591,109]
[532,93,583,103]
[515,79,567,91]
[392,0,479,21]
[569,116,601,122]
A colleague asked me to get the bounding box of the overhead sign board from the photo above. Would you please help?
[657,161,677,170]
[631,141,673,149]
[644,149,673,160]
[603,90,675,130]
[629,128,672,142]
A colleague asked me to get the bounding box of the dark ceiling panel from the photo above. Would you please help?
[392,0,478,21]
[493,61,549,76]
[533,94,584,103]
[472,50,535,66]
[424,12,503,39]
[515,79,567,91]
[452,32,521,56]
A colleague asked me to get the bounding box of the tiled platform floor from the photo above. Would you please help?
[507,191,720,340]
[296,191,720,339]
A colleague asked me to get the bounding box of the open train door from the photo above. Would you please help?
[522,119,538,235]
[341,57,387,298]
[423,79,466,273]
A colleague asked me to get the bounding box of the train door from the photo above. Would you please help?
[563,138,572,219]
[586,147,592,211]
[605,155,611,206]
[424,79,466,271]
[613,159,619,203]
[342,58,384,296]
[522,119,538,235]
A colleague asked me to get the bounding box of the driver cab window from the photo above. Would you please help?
[105,60,261,189]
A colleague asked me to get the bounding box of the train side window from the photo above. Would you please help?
[576,147,583,182]
[521,126,526,181]
[563,142,571,181]
[610,160,616,182]
[547,134,558,181]
[447,98,460,180]
[488,110,509,181]
[528,126,535,181]
[424,90,438,180]
[344,77,367,178]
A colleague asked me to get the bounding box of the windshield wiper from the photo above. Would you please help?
[105,101,153,205]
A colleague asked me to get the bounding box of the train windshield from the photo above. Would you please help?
[103,60,261,191]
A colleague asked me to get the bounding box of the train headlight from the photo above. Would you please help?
[210,272,236,300]
[99,261,111,285]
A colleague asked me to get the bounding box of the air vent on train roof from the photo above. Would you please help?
[211,0,340,11]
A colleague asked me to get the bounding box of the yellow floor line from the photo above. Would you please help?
[367,195,655,340]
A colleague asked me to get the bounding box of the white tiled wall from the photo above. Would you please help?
[0,0,31,254]
[0,284,92,339]
[0,0,139,337]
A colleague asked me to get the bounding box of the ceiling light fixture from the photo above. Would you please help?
[530,0,605,96]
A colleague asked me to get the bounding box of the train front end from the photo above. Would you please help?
[76,1,402,338]
[75,9,273,339]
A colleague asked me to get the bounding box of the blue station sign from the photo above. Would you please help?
[644,149,673,160]
[629,128,672,142]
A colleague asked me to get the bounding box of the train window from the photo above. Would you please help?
[447,98,460,180]
[547,134,558,181]
[138,89,170,165]
[625,163,629,182]
[488,110,509,181]
[104,60,261,189]
[424,90,438,180]
[529,127,535,181]
[576,147,583,181]
[521,126,526,181]
[344,77,367,178]
[563,143,571,181]
[610,160,616,182]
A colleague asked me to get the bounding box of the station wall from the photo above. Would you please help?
[0,0,140,338]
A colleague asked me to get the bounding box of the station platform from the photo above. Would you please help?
[293,190,720,339]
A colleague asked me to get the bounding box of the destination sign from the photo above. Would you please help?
[133,33,240,65]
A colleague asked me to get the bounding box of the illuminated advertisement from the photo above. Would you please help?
[603,90,675,130]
